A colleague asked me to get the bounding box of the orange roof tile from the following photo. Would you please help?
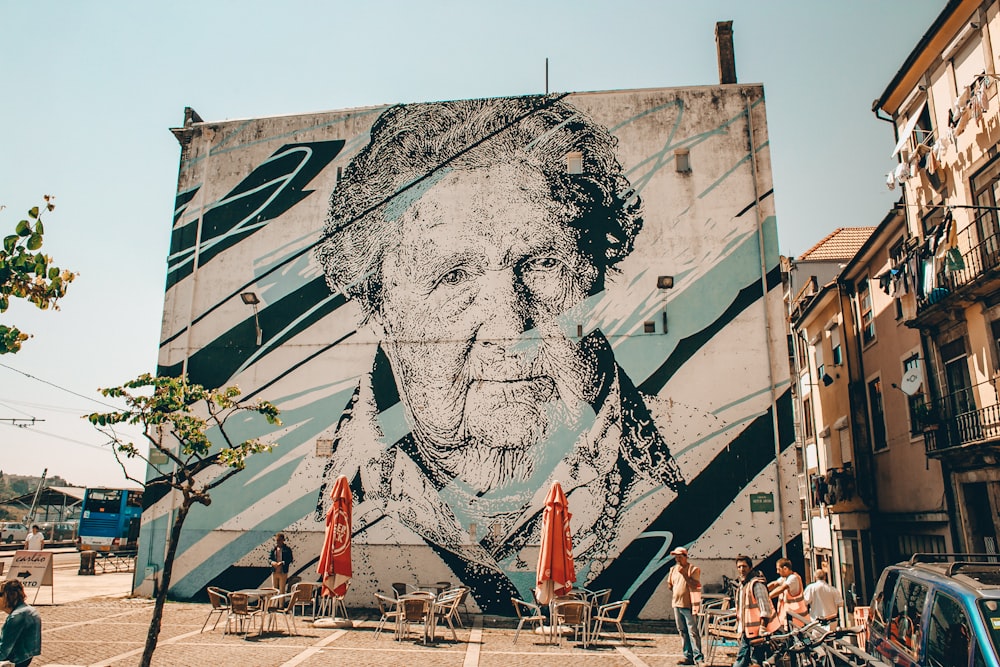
[798,227,875,262]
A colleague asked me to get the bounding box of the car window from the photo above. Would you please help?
[871,568,901,634]
[978,599,1000,665]
[927,591,975,667]
[888,577,927,659]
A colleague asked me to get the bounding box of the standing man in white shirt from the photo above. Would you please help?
[667,546,703,664]
[24,525,44,551]
[803,569,844,629]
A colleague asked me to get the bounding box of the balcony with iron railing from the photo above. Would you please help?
[914,222,1000,326]
[920,380,1000,456]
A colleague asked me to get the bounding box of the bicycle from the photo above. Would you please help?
[754,618,890,667]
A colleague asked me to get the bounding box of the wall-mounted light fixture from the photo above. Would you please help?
[657,276,675,333]
[240,291,262,346]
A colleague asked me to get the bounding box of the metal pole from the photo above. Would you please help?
[26,468,47,524]
[744,90,787,557]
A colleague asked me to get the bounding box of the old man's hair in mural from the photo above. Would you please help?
[317,96,643,312]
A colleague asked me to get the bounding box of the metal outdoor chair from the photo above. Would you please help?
[697,594,733,637]
[552,598,592,647]
[225,592,263,637]
[591,599,630,645]
[453,585,472,626]
[291,581,319,619]
[431,588,466,642]
[703,609,740,666]
[392,582,413,598]
[397,594,433,644]
[437,585,470,627]
[202,586,231,633]
[317,590,349,619]
[589,588,612,609]
[511,597,546,644]
[266,584,314,635]
[374,593,401,639]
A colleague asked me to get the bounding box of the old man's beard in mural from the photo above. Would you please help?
[389,332,599,495]
[315,95,686,609]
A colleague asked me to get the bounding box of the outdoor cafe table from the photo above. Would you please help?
[235,588,278,606]
[233,588,278,636]
[416,582,448,595]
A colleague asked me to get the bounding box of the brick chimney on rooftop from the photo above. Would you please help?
[716,21,737,85]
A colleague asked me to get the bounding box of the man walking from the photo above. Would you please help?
[734,555,778,667]
[269,533,293,594]
[667,546,703,664]
[803,569,843,629]
[24,525,43,551]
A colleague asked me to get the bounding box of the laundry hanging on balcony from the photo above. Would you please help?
[885,73,997,190]
[877,208,962,302]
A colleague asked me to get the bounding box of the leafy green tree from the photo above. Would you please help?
[88,373,280,667]
[1,196,76,353]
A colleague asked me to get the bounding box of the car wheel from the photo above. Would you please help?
[4,535,11,543]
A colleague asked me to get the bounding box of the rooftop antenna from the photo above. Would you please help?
[545,57,549,95]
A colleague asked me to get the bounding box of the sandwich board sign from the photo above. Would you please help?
[11,550,54,603]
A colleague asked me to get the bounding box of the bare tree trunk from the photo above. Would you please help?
[139,501,190,667]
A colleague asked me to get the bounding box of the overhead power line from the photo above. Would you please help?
[0,421,115,452]
[0,362,121,410]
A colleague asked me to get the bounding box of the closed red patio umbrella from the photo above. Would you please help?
[534,481,575,605]
[318,474,352,598]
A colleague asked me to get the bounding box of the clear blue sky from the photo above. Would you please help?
[0,1,944,487]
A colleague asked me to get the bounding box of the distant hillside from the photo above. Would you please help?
[0,471,74,520]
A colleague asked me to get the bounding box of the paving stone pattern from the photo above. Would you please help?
[30,597,712,667]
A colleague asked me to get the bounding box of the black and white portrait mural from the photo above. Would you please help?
[146,88,796,619]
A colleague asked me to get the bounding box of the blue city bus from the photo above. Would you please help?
[77,487,143,553]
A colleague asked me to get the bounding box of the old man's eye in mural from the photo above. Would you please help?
[314,96,686,611]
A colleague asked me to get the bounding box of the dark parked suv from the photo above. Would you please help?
[868,554,1000,667]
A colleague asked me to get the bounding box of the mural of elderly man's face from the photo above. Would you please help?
[375,162,600,494]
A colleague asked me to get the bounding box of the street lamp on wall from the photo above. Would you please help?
[240,291,262,346]
[657,275,675,333]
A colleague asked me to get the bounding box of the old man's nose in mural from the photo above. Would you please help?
[149,85,795,619]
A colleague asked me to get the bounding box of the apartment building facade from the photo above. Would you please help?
[875,0,1000,555]
[789,228,878,609]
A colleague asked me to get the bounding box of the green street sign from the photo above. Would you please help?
[750,492,774,513]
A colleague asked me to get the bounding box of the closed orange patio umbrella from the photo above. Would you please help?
[534,481,575,605]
